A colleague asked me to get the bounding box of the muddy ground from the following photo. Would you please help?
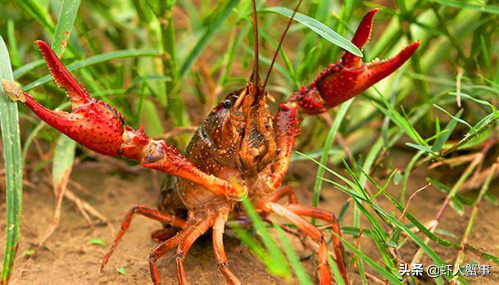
[2,150,498,285]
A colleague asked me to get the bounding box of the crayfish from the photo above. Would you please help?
[3,4,419,284]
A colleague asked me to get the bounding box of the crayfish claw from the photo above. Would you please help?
[363,41,420,83]
[11,41,126,156]
[342,8,380,68]
[292,9,419,114]
[36,40,92,109]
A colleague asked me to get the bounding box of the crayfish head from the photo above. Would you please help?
[197,81,276,175]
[233,82,276,175]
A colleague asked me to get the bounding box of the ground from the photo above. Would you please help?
[1,150,498,284]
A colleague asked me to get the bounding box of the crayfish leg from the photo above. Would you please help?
[148,226,192,285]
[213,213,241,285]
[269,202,333,285]
[100,205,187,272]
[175,217,215,285]
[270,102,301,190]
[269,185,298,204]
[286,204,349,284]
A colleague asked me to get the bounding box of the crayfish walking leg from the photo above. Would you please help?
[268,185,298,204]
[100,205,187,271]
[268,203,336,285]
[213,213,241,285]
[175,218,214,284]
[286,204,348,283]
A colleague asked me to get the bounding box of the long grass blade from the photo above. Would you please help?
[52,135,77,196]
[312,99,353,224]
[178,0,240,79]
[331,232,404,285]
[37,135,76,248]
[51,0,81,57]
[13,0,55,33]
[36,0,81,249]
[273,223,312,285]
[23,49,161,91]
[241,198,291,279]
[261,7,362,57]
[0,36,23,284]
[430,0,499,15]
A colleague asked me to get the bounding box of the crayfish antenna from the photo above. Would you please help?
[250,0,261,93]
[342,8,380,68]
[35,40,91,109]
[262,0,304,90]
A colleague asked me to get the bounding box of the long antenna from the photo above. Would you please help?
[262,0,304,90]
[251,0,260,91]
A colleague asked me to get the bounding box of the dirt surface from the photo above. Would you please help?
[2,150,498,285]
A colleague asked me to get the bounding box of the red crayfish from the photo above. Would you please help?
[3,5,418,285]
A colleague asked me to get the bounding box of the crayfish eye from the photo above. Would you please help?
[222,99,232,109]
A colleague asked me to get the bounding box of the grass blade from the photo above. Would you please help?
[273,223,312,285]
[49,0,81,187]
[241,198,291,279]
[13,0,55,33]
[51,0,81,57]
[6,20,21,68]
[331,232,403,285]
[261,7,362,57]
[36,0,81,250]
[431,109,463,152]
[143,100,165,137]
[37,135,76,248]
[23,49,161,91]
[312,99,353,223]
[49,0,80,190]
[52,135,77,194]
[0,36,23,284]
[13,60,45,80]
[231,224,271,264]
[178,0,240,80]
[430,0,499,15]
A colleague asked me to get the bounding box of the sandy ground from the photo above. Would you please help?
[2,150,498,285]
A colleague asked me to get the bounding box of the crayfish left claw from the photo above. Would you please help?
[292,9,420,115]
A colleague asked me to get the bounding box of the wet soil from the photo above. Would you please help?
[2,150,498,284]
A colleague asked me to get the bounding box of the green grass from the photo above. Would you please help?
[0,0,498,284]
[0,36,23,284]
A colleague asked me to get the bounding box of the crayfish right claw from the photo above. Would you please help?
[292,9,419,115]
